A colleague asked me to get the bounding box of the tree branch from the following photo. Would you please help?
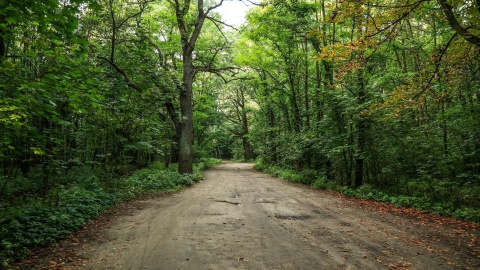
[207,16,239,32]
[98,56,142,92]
[188,0,226,53]
[365,1,424,38]
[194,66,239,82]
[437,0,480,47]
[147,38,166,66]
[412,33,458,99]
[116,0,153,30]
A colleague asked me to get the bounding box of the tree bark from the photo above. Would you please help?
[173,0,225,173]
[178,56,194,173]
[0,35,5,59]
[240,94,251,161]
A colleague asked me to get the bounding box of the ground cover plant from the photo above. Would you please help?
[254,161,480,223]
[0,158,221,267]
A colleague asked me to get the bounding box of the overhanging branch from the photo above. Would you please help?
[412,33,458,100]
[98,56,142,92]
[437,0,480,47]
[194,66,240,82]
[207,15,239,32]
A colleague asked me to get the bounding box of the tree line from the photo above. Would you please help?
[1,0,479,220]
[0,0,235,203]
[236,0,480,219]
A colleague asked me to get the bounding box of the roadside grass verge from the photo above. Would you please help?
[0,158,222,267]
[254,161,480,223]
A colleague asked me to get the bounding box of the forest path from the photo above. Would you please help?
[30,162,479,269]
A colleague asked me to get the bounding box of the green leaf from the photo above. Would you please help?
[5,17,17,24]
[30,147,46,156]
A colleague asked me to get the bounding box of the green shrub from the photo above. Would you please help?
[311,177,339,190]
[253,161,266,171]
[312,177,329,189]
[200,158,223,167]
[256,162,480,224]
[277,169,302,182]
[453,207,480,222]
[0,160,214,267]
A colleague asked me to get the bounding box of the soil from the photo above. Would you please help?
[13,162,480,270]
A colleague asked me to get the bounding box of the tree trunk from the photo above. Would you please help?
[172,0,215,174]
[239,88,252,161]
[214,144,221,159]
[242,136,251,161]
[178,54,194,174]
[165,100,181,166]
[267,104,277,164]
[354,57,366,188]
[304,39,310,130]
[288,72,301,133]
[241,113,251,161]
[0,35,5,59]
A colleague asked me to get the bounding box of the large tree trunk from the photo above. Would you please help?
[178,54,195,174]
[165,100,181,166]
[172,0,217,174]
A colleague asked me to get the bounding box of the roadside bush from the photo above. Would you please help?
[255,161,322,185]
[253,160,267,171]
[0,185,121,266]
[276,168,303,183]
[311,177,340,191]
[0,160,220,267]
[255,161,480,223]
[341,185,480,223]
[453,207,480,222]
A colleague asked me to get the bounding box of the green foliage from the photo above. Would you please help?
[254,161,316,185]
[0,160,217,267]
[340,184,480,223]
[241,0,480,225]
[195,158,222,171]
[0,186,120,266]
[256,161,480,223]
[453,208,480,222]
[312,177,341,191]
[120,161,215,196]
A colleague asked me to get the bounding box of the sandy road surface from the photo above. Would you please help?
[73,162,478,270]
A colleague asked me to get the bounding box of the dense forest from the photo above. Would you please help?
[1,0,480,266]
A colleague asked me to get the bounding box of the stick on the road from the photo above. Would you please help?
[214,200,240,205]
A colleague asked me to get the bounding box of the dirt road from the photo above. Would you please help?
[47,162,479,269]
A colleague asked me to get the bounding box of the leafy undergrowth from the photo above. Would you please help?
[0,158,222,268]
[254,162,480,223]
